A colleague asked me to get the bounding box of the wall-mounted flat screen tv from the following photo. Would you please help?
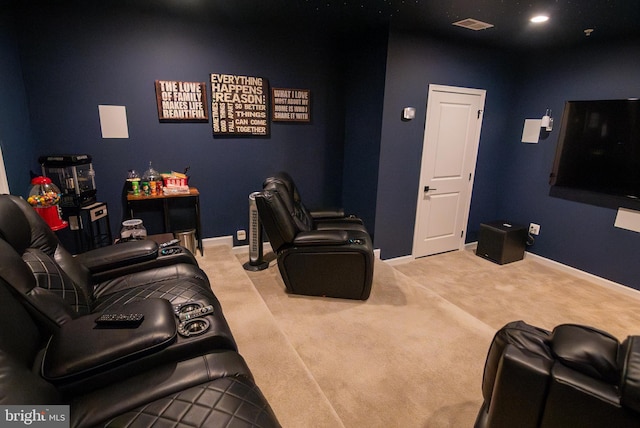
[549,99,640,210]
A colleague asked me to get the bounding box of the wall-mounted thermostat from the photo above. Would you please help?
[403,107,416,120]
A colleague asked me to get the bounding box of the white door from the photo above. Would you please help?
[0,143,9,194]
[412,84,485,258]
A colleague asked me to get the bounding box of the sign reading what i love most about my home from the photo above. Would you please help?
[271,88,311,122]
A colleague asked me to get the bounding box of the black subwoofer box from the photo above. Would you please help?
[476,221,527,265]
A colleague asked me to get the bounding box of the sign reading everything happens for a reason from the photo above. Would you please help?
[155,80,208,122]
[210,73,269,136]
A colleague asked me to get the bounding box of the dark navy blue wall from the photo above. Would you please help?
[0,17,36,193]
[11,4,352,242]
[341,28,388,236]
[497,40,640,289]
[377,31,640,290]
[375,30,516,259]
[377,30,640,290]
[5,3,640,291]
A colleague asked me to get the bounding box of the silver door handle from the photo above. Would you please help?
[424,186,437,192]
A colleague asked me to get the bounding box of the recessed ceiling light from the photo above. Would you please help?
[530,15,549,23]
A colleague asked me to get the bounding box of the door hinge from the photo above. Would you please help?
[461,230,464,238]
[469,173,472,181]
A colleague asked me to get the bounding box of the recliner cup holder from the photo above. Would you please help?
[174,302,202,315]
[178,318,210,337]
[174,302,211,337]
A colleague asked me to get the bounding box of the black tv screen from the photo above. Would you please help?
[549,99,640,209]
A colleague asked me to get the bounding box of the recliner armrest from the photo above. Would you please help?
[481,320,552,403]
[293,230,349,246]
[310,208,346,219]
[42,298,176,384]
[620,336,640,413]
[75,240,158,273]
[0,349,61,405]
[483,344,553,428]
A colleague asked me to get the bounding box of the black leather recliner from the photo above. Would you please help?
[0,270,279,427]
[263,171,365,231]
[255,174,374,300]
[0,194,280,427]
[475,320,640,428]
[3,192,198,279]
[0,195,230,324]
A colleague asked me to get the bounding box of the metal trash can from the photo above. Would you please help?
[174,229,196,254]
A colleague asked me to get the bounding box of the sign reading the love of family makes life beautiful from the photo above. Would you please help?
[210,73,269,136]
[155,80,208,122]
[271,88,311,122]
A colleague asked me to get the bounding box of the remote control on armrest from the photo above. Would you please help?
[95,313,144,327]
[178,305,214,322]
[159,239,180,248]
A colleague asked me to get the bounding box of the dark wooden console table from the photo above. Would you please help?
[126,187,203,255]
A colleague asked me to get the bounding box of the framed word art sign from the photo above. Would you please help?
[210,73,269,136]
[271,88,311,122]
[155,80,208,122]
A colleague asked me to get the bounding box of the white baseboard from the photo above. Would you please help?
[523,251,640,300]
[469,241,640,298]
[225,238,380,259]
[202,235,233,248]
[229,241,274,256]
[385,243,477,266]
[385,255,415,266]
[384,241,640,300]
[464,242,478,250]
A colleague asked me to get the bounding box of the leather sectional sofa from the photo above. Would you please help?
[0,194,280,427]
[475,320,640,427]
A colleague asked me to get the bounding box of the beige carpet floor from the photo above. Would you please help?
[197,246,343,428]
[393,250,640,340]
[198,245,640,427]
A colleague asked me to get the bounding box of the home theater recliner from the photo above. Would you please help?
[256,173,374,300]
[263,171,367,231]
[475,320,640,428]
[0,194,280,427]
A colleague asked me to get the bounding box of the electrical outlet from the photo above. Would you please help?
[236,229,247,241]
[529,223,540,235]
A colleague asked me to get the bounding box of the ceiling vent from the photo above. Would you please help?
[452,18,494,31]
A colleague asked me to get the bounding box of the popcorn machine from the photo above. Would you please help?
[39,154,111,253]
[38,154,97,207]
